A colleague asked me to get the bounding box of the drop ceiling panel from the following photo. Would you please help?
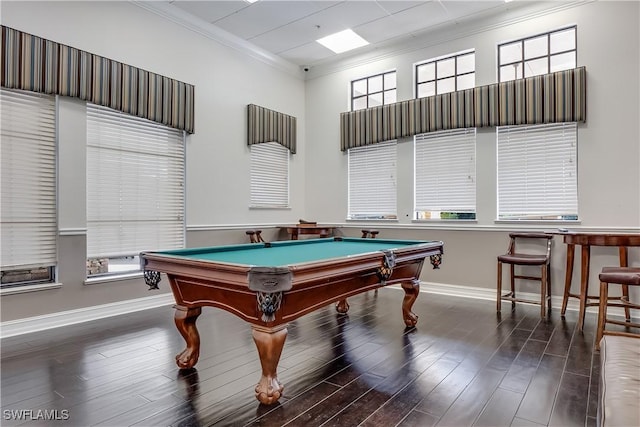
[213,1,329,39]
[439,1,505,21]
[169,1,248,23]
[376,0,435,15]
[279,41,336,65]
[250,1,390,53]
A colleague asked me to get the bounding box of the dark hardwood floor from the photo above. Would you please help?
[1,289,601,427]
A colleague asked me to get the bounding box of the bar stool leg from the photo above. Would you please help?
[497,261,502,312]
[510,264,515,308]
[596,280,609,350]
[622,284,631,321]
[540,265,547,317]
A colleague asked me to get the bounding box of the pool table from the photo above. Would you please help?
[141,237,443,404]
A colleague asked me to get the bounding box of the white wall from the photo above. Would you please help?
[305,1,640,227]
[1,0,307,321]
[303,0,640,300]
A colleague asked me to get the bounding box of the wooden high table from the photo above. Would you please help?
[559,232,640,330]
[281,224,336,240]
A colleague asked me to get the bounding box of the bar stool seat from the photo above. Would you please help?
[497,232,553,318]
[596,267,640,350]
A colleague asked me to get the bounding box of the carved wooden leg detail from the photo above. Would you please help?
[336,298,350,314]
[174,305,202,369]
[252,325,287,405]
[401,279,420,327]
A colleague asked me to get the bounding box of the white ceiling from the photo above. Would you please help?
[155,0,524,70]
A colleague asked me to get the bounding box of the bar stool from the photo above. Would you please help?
[497,232,554,317]
[596,267,640,350]
[245,230,264,243]
[361,229,379,238]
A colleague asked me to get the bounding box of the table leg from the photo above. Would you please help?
[252,324,287,405]
[174,305,202,369]
[401,279,420,327]
[561,243,575,315]
[577,245,590,331]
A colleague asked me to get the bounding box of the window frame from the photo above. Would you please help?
[1,88,57,289]
[414,128,477,221]
[347,141,398,221]
[498,26,577,82]
[86,103,186,279]
[249,141,291,209]
[415,49,475,98]
[351,70,397,111]
[496,122,579,221]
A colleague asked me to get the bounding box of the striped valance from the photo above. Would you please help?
[340,66,586,151]
[247,104,297,154]
[1,26,194,133]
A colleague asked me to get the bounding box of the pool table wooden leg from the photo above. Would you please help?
[336,299,350,313]
[401,279,420,327]
[174,305,202,369]
[252,324,287,405]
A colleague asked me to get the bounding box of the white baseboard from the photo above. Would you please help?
[0,282,626,339]
[0,293,174,339]
[419,281,630,317]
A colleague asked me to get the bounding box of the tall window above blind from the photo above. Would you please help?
[499,26,576,81]
[497,27,579,221]
[1,89,57,288]
[348,141,397,220]
[87,104,185,277]
[348,71,398,220]
[351,70,396,111]
[415,129,476,220]
[250,142,290,208]
[497,122,578,220]
[415,50,475,98]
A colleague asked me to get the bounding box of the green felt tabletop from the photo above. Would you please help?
[154,238,434,267]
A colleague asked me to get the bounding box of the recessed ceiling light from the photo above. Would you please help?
[316,29,369,54]
[246,0,259,3]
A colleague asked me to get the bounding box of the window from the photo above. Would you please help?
[499,26,576,81]
[1,89,57,289]
[497,122,578,220]
[497,27,579,221]
[351,71,396,111]
[415,129,476,220]
[250,142,290,208]
[348,142,397,220]
[413,51,476,220]
[416,50,475,98]
[86,104,185,277]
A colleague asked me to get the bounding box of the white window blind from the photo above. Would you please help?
[497,122,578,219]
[415,128,476,214]
[1,89,57,271]
[348,141,397,219]
[87,104,185,258]
[250,142,289,208]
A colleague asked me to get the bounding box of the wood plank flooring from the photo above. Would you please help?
[1,289,601,426]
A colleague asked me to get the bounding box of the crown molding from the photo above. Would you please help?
[131,1,303,79]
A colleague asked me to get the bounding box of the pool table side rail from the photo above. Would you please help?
[145,237,437,258]
[140,240,443,326]
[140,240,443,286]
